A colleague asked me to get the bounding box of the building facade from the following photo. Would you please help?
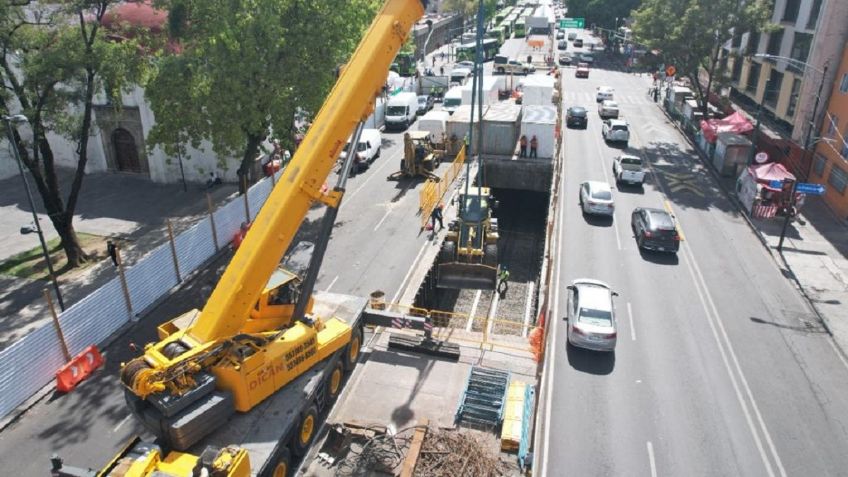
[808,42,848,219]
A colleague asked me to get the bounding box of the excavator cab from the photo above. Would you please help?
[388,131,443,181]
[437,187,499,290]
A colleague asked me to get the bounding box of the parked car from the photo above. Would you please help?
[557,40,568,50]
[417,95,434,115]
[566,279,618,352]
[558,52,573,65]
[340,129,382,172]
[566,106,587,128]
[580,53,594,64]
[631,207,681,253]
[575,62,590,78]
[613,154,646,186]
[568,32,578,41]
[598,100,620,119]
[579,181,614,216]
[596,86,614,102]
[602,119,629,145]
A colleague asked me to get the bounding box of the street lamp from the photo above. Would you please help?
[3,114,65,311]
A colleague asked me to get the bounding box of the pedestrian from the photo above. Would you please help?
[430,203,444,231]
[106,240,118,267]
[432,56,436,67]
[497,267,510,297]
[440,65,444,76]
[441,51,446,61]
[519,135,528,157]
[529,135,538,158]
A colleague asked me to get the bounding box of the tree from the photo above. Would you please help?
[0,1,148,267]
[632,0,772,117]
[441,0,499,21]
[146,0,380,192]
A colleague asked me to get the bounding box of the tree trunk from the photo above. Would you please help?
[52,215,86,269]
[237,132,263,194]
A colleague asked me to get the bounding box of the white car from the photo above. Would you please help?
[566,279,618,352]
[602,119,630,146]
[613,154,646,186]
[579,181,614,216]
[596,86,614,102]
[598,100,620,119]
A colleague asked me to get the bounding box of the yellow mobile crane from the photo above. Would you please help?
[50,2,429,476]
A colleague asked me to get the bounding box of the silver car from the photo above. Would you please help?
[566,279,618,352]
[579,181,614,216]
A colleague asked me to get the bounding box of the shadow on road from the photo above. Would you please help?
[566,341,615,375]
[637,249,680,265]
[582,213,614,228]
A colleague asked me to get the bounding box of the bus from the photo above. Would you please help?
[391,51,417,77]
[514,17,526,38]
[487,26,506,46]
[455,38,501,62]
[498,19,512,39]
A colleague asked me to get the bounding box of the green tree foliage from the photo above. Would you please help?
[146,0,379,190]
[441,0,500,21]
[0,1,148,267]
[632,0,772,116]
[567,0,641,30]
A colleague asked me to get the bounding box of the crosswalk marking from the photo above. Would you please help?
[561,91,652,106]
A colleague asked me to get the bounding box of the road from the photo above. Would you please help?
[0,117,443,474]
[539,28,848,476]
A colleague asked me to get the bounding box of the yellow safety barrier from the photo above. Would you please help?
[419,145,468,228]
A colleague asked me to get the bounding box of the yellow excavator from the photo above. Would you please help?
[437,186,500,290]
[49,2,430,476]
[387,130,443,181]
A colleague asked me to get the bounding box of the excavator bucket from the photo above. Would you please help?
[437,262,498,290]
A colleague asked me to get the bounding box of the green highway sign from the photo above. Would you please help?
[559,17,585,29]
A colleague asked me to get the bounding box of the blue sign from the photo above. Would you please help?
[769,180,783,189]
[796,182,826,196]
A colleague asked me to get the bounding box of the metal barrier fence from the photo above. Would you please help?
[419,145,468,228]
[0,169,285,421]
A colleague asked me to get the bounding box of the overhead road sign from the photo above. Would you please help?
[559,17,585,29]
[796,183,826,196]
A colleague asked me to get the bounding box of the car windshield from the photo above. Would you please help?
[570,108,586,116]
[605,102,618,108]
[387,106,407,116]
[611,125,628,131]
[591,189,612,200]
[620,157,642,170]
[444,97,461,107]
[579,307,612,326]
[418,97,427,105]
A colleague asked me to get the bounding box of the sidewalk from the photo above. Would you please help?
[0,168,238,350]
[656,93,848,359]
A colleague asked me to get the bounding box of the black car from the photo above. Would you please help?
[558,53,573,66]
[566,106,588,128]
[557,40,568,50]
[631,207,681,253]
[573,38,584,47]
[417,95,434,115]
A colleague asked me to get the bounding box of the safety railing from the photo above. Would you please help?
[419,145,467,228]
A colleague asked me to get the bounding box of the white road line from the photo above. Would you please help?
[373,206,393,231]
[627,302,636,341]
[590,116,623,250]
[342,147,403,205]
[522,282,535,337]
[486,291,499,336]
[467,290,482,331]
[325,275,339,292]
[113,414,131,433]
[390,238,430,304]
[647,441,658,477]
[827,339,848,372]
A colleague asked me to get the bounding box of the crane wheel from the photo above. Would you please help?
[483,244,498,267]
[343,327,362,372]
[292,405,318,456]
[326,361,344,402]
[271,447,292,477]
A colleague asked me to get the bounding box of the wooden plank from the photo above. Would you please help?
[400,418,429,477]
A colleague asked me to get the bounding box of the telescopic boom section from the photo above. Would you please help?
[189,0,426,343]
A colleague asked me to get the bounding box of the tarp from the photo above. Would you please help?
[748,162,795,191]
[700,111,754,143]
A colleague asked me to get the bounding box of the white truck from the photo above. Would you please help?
[385,91,419,130]
[442,86,464,114]
[339,129,382,172]
[493,55,536,75]
[612,154,646,186]
[519,75,556,106]
[417,110,450,147]
[461,76,499,107]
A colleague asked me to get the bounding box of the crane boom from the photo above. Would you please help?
[190,0,426,342]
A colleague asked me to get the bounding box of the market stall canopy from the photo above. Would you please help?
[700,111,754,143]
[748,162,795,191]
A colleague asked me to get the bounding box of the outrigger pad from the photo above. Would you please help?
[437,263,497,290]
[388,334,460,361]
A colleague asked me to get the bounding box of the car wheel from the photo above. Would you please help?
[636,234,645,249]
[523,69,529,75]
[375,147,381,159]
[498,67,505,74]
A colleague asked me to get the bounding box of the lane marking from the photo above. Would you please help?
[486,291,499,336]
[827,339,848,372]
[467,290,482,332]
[342,146,403,205]
[522,282,535,337]
[647,441,658,477]
[588,112,624,250]
[627,301,636,341]
[663,200,686,241]
[113,414,131,433]
[373,206,393,231]
[390,238,430,304]
[325,275,339,292]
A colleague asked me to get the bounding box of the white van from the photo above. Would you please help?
[339,128,382,172]
[442,86,463,114]
[449,68,472,86]
[385,92,418,130]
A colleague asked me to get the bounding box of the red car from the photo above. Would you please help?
[575,62,590,78]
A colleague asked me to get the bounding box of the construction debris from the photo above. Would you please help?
[413,428,511,477]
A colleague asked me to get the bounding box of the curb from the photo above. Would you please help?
[655,99,846,359]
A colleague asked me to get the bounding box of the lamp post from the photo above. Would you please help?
[3,114,65,311]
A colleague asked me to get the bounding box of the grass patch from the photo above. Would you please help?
[0,233,111,280]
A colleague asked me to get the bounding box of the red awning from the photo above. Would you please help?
[748,162,795,191]
[700,111,754,143]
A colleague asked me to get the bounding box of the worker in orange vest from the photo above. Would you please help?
[530,135,538,158]
[519,135,528,157]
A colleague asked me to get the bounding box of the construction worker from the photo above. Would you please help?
[519,135,528,157]
[498,267,510,297]
[530,135,538,158]
[430,203,444,231]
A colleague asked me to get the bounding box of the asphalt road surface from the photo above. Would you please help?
[538,28,848,477]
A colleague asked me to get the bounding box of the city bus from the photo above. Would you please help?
[514,17,526,38]
[498,19,512,39]
[455,38,501,62]
[487,26,506,46]
[391,51,417,77]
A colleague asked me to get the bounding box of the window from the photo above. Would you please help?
[747,31,761,55]
[731,33,742,48]
[764,70,783,108]
[747,62,761,93]
[786,78,802,117]
[828,165,848,194]
[766,29,784,56]
[840,73,848,94]
[807,0,824,30]
[732,57,744,83]
[812,153,827,177]
[782,0,801,22]
[788,33,812,73]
